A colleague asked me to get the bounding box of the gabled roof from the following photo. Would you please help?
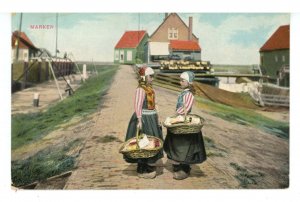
[170,40,201,51]
[260,25,290,52]
[12,31,38,49]
[115,30,147,49]
[150,13,198,41]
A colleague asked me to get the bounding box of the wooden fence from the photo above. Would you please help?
[12,60,75,92]
[260,94,289,107]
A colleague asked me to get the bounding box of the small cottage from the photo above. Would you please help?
[114,30,149,64]
[11,31,39,62]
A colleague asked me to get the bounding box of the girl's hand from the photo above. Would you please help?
[137,118,142,129]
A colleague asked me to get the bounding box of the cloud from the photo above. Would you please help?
[193,14,289,64]
[28,14,138,61]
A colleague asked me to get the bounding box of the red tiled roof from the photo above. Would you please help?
[115,31,146,49]
[170,40,201,51]
[12,31,37,49]
[260,25,289,52]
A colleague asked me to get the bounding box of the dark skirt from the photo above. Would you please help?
[123,110,164,164]
[163,129,207,164]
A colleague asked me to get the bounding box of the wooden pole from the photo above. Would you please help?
[48,61,63,100]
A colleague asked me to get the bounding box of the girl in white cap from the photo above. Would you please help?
[123,66,164,179]
[164,71,207,180]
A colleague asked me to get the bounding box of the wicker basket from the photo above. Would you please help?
[163,114,205,135]
[119,129,163,159]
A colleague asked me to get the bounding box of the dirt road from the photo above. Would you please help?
[63,65,288,189]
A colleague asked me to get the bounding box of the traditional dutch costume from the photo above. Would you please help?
[123,67,163,178]
[163,71,207,180]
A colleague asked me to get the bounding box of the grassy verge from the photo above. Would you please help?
[12,65,119,150]
[195,96,289,139]
[12,138,82,187]
[11,65,118,187]
[153,81,289,139]
[230,162,265,188]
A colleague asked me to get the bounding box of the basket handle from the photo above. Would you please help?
[135,126,141,150]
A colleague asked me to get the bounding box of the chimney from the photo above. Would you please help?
[188,16,193,41]
[165,13,168,20]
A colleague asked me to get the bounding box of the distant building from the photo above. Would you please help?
[11,31,39,62]
[146,13,201,63]
[259,25,289,87]
[114,30,149,64]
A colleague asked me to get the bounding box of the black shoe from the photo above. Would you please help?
[137,163,145,174]
[144,164,156,173]
[181,164,191,174]
[173,164,181,172]
[137,164,156,179]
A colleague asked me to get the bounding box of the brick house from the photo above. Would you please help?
[146,13,201,63]
[259,25,289,86]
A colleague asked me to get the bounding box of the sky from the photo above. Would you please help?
[11,13,289,65]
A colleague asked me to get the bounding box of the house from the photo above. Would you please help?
[11,31,39,62]
[259,25,289,86]
[114,30,149,64]
[146,13,201,63]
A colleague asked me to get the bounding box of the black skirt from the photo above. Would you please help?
[163,129,207,164]
[123,110,164,164]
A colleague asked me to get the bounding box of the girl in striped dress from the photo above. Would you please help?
[163,71,207,180]
[123,66,163,179]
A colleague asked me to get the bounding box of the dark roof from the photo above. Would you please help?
[260,25,290,52]
[115,31,146,49]
[12,31,38,49]
[170,40,201,51]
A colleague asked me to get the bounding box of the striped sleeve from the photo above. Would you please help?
[134,88,146,118]
[176,92,194,115]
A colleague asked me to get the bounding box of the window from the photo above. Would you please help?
[275,55,278,62]
[282,55,285,62]
[127,50,132,61]
[168,28,178,39]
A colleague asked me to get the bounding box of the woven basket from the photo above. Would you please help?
[163,114,205,135]
[119,129,163,159]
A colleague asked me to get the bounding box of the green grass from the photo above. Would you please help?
[230,162,265,188]
[11,138,82,187]
[12,65,119,150]
[195,96,289,139]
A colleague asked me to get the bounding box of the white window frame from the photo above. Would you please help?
[282,55,285,62]
[168,28,178,40]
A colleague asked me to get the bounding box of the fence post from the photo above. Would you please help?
[33,93,40,107]
[38,61,41,83]
[83,64,87,81]
[22,62,28,90]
